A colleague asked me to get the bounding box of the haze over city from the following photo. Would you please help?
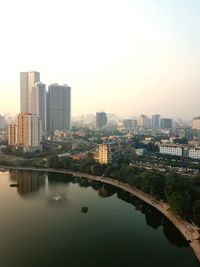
[0,0,200,118]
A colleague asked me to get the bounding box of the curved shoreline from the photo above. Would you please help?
[1,165,200,262]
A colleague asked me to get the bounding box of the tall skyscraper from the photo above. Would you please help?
[46,84,71,132]
[20,71,40,113]
[32,82,46,131]
[96,112,107,129]
[152,114,160,129]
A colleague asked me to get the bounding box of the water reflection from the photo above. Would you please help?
[9,170,45,197]
[117,190,189,248]
[47,173,70,206]
[8,171,190,248]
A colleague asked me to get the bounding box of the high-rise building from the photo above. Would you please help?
[160,118,173,129]
[0,115,5,129]
[20,71,40,113]
[32,82,46,131]
[192,117,200,131]
[17,112,42,151]
[96,112,107,129]
[152,114,160,129]
[8,123,18,145]
[138,115,151,128]
[46,84,71,132]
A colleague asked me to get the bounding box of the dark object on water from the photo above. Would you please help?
[81,206,88,213]
[9,184,19,187]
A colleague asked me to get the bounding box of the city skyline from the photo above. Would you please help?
[0,0,200,119]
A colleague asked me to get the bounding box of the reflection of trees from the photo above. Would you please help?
[162,218,188,247]
[47,172,72,184]
[98,184,117,198]
[9,170,45,197]
[117,190,188,248]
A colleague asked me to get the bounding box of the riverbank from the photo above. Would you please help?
[1,165,200,262]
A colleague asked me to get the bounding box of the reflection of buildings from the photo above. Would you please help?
[9,170,45,196]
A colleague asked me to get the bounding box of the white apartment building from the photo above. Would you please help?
[160,144,200,159]
[188,147,200,159]
[160,144,183,156]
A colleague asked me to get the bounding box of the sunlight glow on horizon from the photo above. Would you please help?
[0,0,200,119]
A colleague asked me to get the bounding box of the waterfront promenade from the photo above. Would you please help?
[1,165,200,262]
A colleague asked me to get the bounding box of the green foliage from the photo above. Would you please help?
[168,191,192,218]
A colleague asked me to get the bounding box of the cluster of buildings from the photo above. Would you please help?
[8,71,71,151]
[97,141,133,165]
[118,115,173,130]
[159,144,200,159]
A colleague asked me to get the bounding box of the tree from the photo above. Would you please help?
[168,191,192,218]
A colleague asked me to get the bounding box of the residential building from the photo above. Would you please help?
[96,112,107,129]
[152,114,160,129]
[159,144,200,159]
[20,71,40,113]
[159,144,183,156]
[98,141,133,164]
[138,115,151,128]
[188,147,200,159]
[17,112,42,151]
[8,123,18,145]
[192,117,200,131]
[47,84,71,132]
[160,118,173,129]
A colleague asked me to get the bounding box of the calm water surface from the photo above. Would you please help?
[0,170,199,267]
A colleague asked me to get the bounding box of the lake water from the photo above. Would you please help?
[0,170,199,267]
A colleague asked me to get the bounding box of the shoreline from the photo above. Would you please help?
[1,165,200,262]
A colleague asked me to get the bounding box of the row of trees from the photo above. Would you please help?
[48,155,200,225]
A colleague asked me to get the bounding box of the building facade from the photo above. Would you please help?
[47,84,71,132]
[8,123,18,145]
[159,144,200,159]
[32,82,46,132]
[0,115,5,129]
[192,117,200,131]
[20,71,40,113]
[152,114,160,129]
[17,113,42,151]
[96,112,107,129]
[160,118,173,129]
[98,141,133,164]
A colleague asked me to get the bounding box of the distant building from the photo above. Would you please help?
[160,118,173,129]
[159,144,200,159]
[17,113,42,152]
[138,115,151,128]
[20,71,40,113]
[98,141,133,164]
[96,112,107,129]
[32,82,46,132]
[8,123,18,145]
[47,84,71,132]
[152,114,160,129]
[0,115,5,129]
[159,144,183,156]
[192,117,200,131]
[188,147,200,159]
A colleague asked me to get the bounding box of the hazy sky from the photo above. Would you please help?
[0,0,200,119]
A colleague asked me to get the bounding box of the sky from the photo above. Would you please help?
[0,0,200,119]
